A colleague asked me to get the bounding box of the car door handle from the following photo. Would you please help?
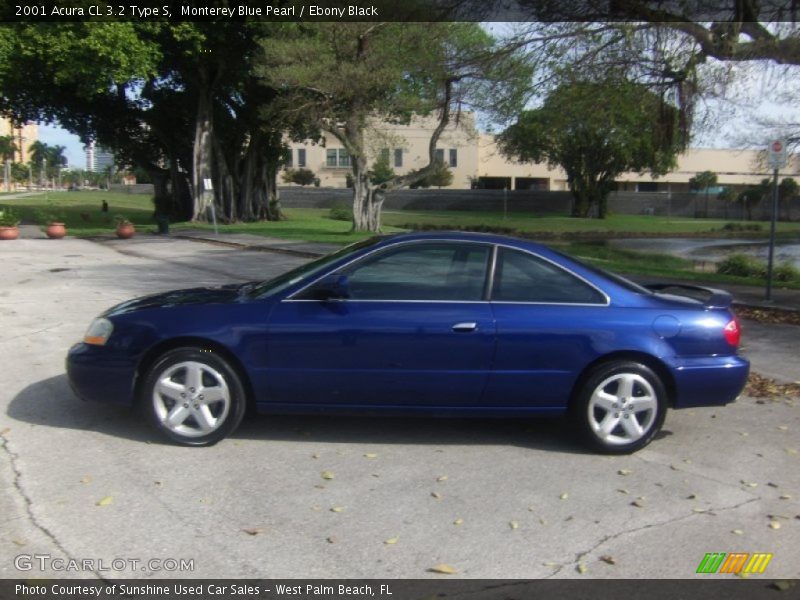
[452,322,478,332]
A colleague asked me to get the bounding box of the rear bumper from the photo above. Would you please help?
[669,355,750,408]
[66,343,138,405]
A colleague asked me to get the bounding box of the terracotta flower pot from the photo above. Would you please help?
[116,222,135,239]
[45,222,67,239]
[0,226,19,240]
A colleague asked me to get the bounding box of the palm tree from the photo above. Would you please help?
[0,136,17,192]
[28,140,50,188]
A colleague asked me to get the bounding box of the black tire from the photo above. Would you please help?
[140,347,247,446]
[571,360,667,454]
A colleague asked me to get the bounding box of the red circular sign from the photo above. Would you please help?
[772,140,784,152]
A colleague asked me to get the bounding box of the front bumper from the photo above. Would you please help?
[66,343,138,405]
[669,354,750,408]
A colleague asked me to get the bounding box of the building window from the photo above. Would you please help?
[434,148,445,164]
[326,148,350,168]
[394,148,403,168]
[449,149,458,168]
[297,148,306,168]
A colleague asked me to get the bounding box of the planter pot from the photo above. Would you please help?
[116,223,135,239]
[0,226,19,240]
[45,222,67,239]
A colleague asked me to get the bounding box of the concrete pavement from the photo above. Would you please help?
[0,233,797,579]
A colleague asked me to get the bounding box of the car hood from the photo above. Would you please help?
[104,283,254,316]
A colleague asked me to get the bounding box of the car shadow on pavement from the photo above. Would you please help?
[8,374,591,454]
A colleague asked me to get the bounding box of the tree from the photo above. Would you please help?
[717,186,738,220]
[779,177,799,221]
[689,171,717,218]
[739,179,771,221]
[499,78,684,218]
[369,153,395,186]
[0,135,15,191]
[281,168,317,186]
[258,23,532,231]
[415,161,453,188]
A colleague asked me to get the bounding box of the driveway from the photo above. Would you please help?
[0,235,798,579]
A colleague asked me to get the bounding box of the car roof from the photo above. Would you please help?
[378,230,547,251]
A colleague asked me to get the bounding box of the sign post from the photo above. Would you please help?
[766,140,787,301]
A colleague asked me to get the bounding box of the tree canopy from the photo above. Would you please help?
[499,78,684,218]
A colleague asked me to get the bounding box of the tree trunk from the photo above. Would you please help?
[351,156,382,231]
[192,87,215,221]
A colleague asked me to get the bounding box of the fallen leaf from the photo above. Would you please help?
[599,555,616,565]
[738,431,749,437]
[241,528,263,536]
[670,464,680,470]
[321,471,335,480]
[617,489,630,495]
[384,537,398,545]
[692,508,707,513]
[12,539,25,546]
[617,469,632,476]
[740,480,758,488]
[311,506,321,511]
[686,494,697,500]
[559,492,569,500]
[631,499,645,508]
[437,475,448,482]
[363,453,378,459]
[312,453,320,459]
[326,536,337,544]
[0,427,9,436]
[431,492,442,500]
[95,496,113,507]
[542,561,560,567]
[371,473,380,478]
[428,564,458,575]
[153,480,162,486]
[767,482,779,488]
[539,517,547,525]
[79,476,92,484]
[314,485,326,490]
[769,520,781,530]
[785,448,798,455]
[453,518,464,525]
[330,506,345,513]
[576,563,588,574]
[732,529,744,535]
[528,506,536,512]
[779,494,792,500]
[509,521,519,530]
[777,425,789,431]
[771,580,795,592]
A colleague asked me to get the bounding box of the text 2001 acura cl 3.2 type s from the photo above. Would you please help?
[67,232,749,453]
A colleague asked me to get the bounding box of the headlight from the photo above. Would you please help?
[83,318,114,346]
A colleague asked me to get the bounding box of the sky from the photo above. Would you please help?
[38,123,85,169]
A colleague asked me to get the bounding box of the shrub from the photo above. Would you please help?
[328,203,353,222]
[0,206,20,226]
[716,253,765,278]
[282,168,317,186]
[774,261,800,282]
[720,222,762,232]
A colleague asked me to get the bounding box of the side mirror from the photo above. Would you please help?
[309,274,350,300]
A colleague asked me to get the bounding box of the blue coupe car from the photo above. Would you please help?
[67,232,749,453]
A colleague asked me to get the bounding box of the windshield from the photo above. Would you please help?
[249,236,384,298]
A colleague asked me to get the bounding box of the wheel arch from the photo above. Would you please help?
[134,337,256,410]
[569,351,677,410]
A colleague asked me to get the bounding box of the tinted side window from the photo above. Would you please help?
[492,248,606,304]
[344,243,490,301]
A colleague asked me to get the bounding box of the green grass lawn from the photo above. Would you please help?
[4,192,799,288]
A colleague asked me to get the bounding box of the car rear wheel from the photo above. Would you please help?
[141,347,246,446]
[573,361,667,454]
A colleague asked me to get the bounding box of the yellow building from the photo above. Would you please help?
[0,117,38,163]
[287,114,799,191]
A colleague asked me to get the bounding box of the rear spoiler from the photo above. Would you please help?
[642,283,733,310]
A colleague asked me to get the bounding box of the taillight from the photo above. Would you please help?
[723,318,741,347]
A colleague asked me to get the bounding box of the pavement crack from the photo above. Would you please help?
[549,497,761,577]
[0,433,107,581]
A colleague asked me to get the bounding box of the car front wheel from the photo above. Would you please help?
[573,361,667,454]
[141,347,247,446]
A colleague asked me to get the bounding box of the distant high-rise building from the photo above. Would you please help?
[84,141,115,172]
[0,117,38,163]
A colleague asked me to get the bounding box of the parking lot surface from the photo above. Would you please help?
[1,235,798,579]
